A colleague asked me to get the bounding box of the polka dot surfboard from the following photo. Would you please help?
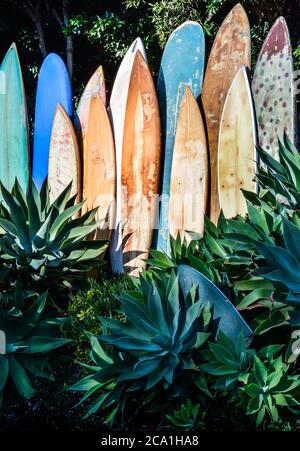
[252,17,296,161]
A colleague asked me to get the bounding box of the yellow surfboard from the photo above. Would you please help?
[169,86,208,243]
[48,104,81,204]
[83,95,116,240]
[218,66,257,218]
[121,51,161,276]
[202,4,251,223]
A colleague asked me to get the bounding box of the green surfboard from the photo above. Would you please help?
[0,43,29,192]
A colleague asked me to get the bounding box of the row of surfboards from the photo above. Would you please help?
[0,4,296,275]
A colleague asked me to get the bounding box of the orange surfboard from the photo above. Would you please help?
[169,86,208,243]
[202,3,251,224]
[83,95,116,240]
[122,51,161,276]
[75,65,106,158]
[48,104,81,203]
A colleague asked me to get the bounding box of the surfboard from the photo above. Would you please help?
[83,95,116,241]
[122,51,161,276]
[0,43,29,192]
[202,4,251,224]
[252,17,295,160]
[74,65,106,158]
[48,105,81,204]
[109,38,147,273]
[169,86,208,243]
[156,21,205,254]
[218,66,257,218]
[33,53,72,191]
[178,264,253,343]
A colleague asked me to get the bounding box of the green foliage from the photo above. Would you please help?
[239,347,300,426]
[294,44,300,69]
[165,399,205,430]
[0,179,107,293]
[71,272,213,424]
[201,332,253,391]
[256,135,300,214]
[68,274,133,359]
[0,287,71,406]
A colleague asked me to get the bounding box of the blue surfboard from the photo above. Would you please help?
[178,265,254,344]
[156,22,205,254]
[32,53,72,190]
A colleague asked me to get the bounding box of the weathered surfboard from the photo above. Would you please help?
[252,17,295,160]
[33,53,72,191]
[178,264,253,344]
[48,105,81,204]
[202,4,251,224]
[109,38,147,273]
[218,67,257,218]
[0,43,29,192]
[74,65,106,157]
[169,86,208,243]
[156,21,205,254]
[83,95,116,241]
[122,51,161,276]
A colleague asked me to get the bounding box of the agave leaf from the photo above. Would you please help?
[17,356,54,380]
[15,336,71,354]
[8,355,35,399]
[0,355,9,391]
[26,179,41,238]
[6,292,47,342]
[49,202,84,240]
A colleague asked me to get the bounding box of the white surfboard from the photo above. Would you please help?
[109,38,147,273]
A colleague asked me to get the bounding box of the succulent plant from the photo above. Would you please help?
[71,272,213,423]
[0,179,107,292]
[0,286,71,405]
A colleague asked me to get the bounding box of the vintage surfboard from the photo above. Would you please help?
[82,95,116,241]
[169,86,208,243]
[0,43,29,192]
[74,65,106,157]
[218,66,257,218]
[109,38,147,273]
[48,105,81,204]
[156,21,205,254]
[252,17,295,160]
[178,264,253,344]
[202,4,251,224]
[33,53,72,190]
[122,51,161,276]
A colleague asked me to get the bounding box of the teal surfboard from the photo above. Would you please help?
[178,265,253,343]
[156,22,205,253]
[0,43,29,192]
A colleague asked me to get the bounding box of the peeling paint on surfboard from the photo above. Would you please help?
[48,105,81,204]
[156,21,205,254]
[202,4,251,224]
[109,38,147,273]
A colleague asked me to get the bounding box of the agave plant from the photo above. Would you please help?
[256,134,300,215]
[147,214,235,286]
[0,286,71,405]
[238,346,300,426]
[0,179,107,292]
[71,272,213,424]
